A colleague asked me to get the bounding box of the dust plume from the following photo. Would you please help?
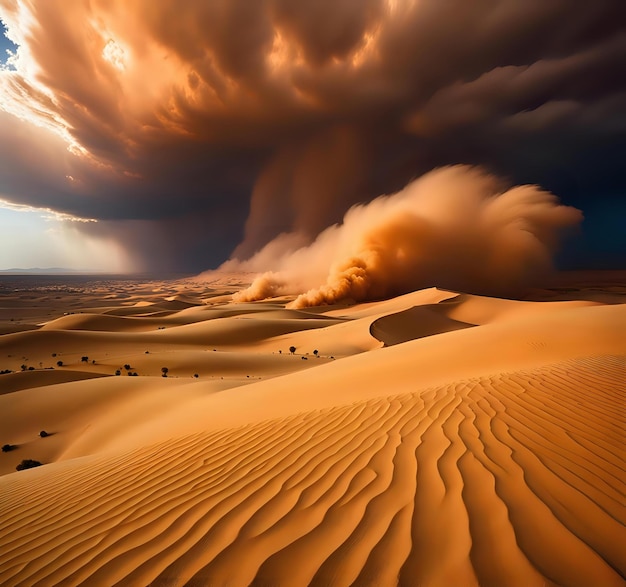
[230,166,582,307]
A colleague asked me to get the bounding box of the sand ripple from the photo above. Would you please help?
[0,355,624,586]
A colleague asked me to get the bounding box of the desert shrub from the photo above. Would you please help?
[20,364,27,371]
[301,356,308,360]
[16,459,43,471]
[313,349,319,356]
[289,346,296,355]
[161,367,169,377]
[81,356,89,363]
[39,430,49,438]
[56,360,63,367]
[124,364,131,371]
[115,369,121,376]
[193,374,199,378]
[28,366,34,370]
[2,444,15,452]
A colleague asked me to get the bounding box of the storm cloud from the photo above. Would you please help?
[0,0,624,272]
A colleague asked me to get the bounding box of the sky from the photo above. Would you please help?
[0,1,624,274]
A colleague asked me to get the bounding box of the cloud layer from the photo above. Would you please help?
[229,166,582,306]
[0,1,623,271]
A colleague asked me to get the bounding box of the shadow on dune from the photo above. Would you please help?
[370,304,475,346]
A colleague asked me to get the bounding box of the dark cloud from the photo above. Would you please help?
[0,0,623,272]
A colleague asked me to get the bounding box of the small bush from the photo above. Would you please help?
[56,360,63,367]
[124,364,131,371]
[16,459,43,471]
[289,346,296,355]
[81,356,89,363]
[193,374,199,378]
[161,367,169,377]
[2,444,15,452]
[39,430,49,438]
[313,350,319,356]
[115,369,121,376]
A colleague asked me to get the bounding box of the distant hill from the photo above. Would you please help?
[0,268,92,275]
[0,268,196,279]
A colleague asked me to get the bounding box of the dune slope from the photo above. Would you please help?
[0,355,624,586]
[0,276,624,586]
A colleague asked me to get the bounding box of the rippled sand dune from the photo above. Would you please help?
[0,274,624,586]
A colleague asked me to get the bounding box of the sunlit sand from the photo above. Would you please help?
[0,272,624,586]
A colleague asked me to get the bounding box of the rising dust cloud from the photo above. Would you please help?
[224,166,582,307]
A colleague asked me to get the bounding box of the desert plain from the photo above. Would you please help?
[0,271,624,586]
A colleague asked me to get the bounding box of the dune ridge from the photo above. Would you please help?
[0,354,624,586]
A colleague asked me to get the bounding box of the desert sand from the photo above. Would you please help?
[0,272,624,586]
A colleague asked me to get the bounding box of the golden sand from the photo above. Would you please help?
[0,274,624,586]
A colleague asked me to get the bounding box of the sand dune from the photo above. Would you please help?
[0,273,624,585]
[370,305,474,346]
[0,369,106,395]
[0,356,623,585]
[0,312,343,377]
[64,302,622,458]
[40,313,179,332]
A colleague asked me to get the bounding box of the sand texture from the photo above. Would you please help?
[0,274,624,586]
